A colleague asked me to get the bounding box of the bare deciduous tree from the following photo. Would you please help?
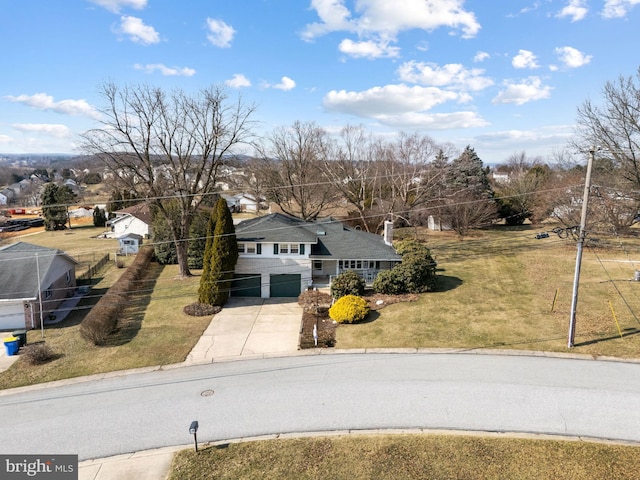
[258,121,337,220]
[80,82,256,276]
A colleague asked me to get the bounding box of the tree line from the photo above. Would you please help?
[75,68,640,277]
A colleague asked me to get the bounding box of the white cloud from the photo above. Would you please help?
[397,61,493,91]
[474,51,490,63]
[13,123,71,137]
[206,18,235,48]
[557,0,588,21]
[0,134,12,144]
[89,0,147,13]
[492,77,552,105]
[117,16,160,45]
[272,76,296,91]
[5,93,100,118]
[602,0,640,18]
[324,84,461,117]
[134,63,196,76]
[554,46,592,68]
[512,49,539,69]
[375,111,488,129]
[338,38,400,59]
[225,74,252,88]
[302,0,480,42]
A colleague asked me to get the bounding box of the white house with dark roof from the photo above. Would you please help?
[232,213,401,298]
[106,203,153,239]
[0,242,78,330]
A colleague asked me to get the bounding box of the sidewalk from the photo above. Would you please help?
[79,446,184,480]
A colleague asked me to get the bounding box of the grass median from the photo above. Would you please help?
[169,434,640,480]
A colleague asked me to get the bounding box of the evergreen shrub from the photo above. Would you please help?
[330,270,365,299]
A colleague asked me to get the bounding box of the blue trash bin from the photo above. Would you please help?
[4,337,19,356]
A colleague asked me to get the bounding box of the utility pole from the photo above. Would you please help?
[568,147,596,348]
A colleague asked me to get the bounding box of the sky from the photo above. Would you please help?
[1,0,640,165]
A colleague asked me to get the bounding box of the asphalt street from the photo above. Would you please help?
[1,352,640,461]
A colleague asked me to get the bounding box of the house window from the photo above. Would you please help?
[44,288,52,299]
[66,271,71,284]
[313,260,322,270]
[246,244,256,254]
[238,243,245,253]
[275,243,301,255]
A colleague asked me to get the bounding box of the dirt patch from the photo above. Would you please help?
[298,290,419,348]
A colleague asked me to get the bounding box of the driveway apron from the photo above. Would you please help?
[185,297,301,363]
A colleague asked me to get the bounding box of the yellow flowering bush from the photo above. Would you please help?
[328,294,370,324]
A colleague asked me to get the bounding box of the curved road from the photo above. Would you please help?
[1,352,640,461]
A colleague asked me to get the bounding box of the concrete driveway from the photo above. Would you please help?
[185,297,302,363]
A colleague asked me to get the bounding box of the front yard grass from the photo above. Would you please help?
[336,226,640,358]
[0,262,211,389]
[169,434,640,480]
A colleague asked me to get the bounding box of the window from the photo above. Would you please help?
[314,260,322,270]
[65,271,71,284]
[290,244,299,254]
[246,244,256,254]
[237,243,245,253]
[44,288,52,299]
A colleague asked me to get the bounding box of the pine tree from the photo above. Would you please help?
[210,198,238,306]
[198,206,218,305]
[41,183,75,230]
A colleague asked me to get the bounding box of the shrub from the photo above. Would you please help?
[328,294,370,324]
[330,270,365,299]
[373,239,437,294]
[80,246,154,345]
[183,302,222,316]
[372,269,406,295]
[21,343,55,365]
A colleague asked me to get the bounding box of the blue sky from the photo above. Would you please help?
[1,0,639,164]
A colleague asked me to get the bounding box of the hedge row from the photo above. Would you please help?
[80,246,155,346]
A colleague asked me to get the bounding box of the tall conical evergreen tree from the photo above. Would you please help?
[197,206,218,305]
[210,198,238,305]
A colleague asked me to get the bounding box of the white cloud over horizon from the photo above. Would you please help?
[398,61,494,91]
[602,0,640,18]
[338,38,400,59]
[133,63,196,76]
[557,0,588,21]
[225,74,252,88]
[492,77,552,105]
[512,50,539,69]
[554,46,592,68]
[116,15,159,45]
[90,0,147,13]
[272,76,296,91]
[12,123,71,137]
[5,93,100,118]
[206,18,235,48]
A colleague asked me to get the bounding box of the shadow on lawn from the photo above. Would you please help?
[106,263,164,347]
[574,328,640,347]
[435,275,463,292]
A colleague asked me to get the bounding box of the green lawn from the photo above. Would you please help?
[169,434,640,480]
[337,226,640,358]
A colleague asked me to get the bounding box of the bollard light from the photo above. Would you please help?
[189,420,199,452]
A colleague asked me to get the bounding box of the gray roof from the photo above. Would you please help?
[235,213,401,261]
[0,242,77,300]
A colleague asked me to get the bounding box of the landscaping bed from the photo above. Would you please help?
[298,290,419,349]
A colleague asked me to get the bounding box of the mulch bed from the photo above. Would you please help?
[298,290,419,349]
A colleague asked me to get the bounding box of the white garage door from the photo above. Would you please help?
[0,302,26,330]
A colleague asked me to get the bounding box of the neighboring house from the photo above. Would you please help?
[0,189,12,205]
[106,203,153,239]
[118,233,142,255]
[0,242,78,330]
[221,193,264,213]
[233,213,401,298]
